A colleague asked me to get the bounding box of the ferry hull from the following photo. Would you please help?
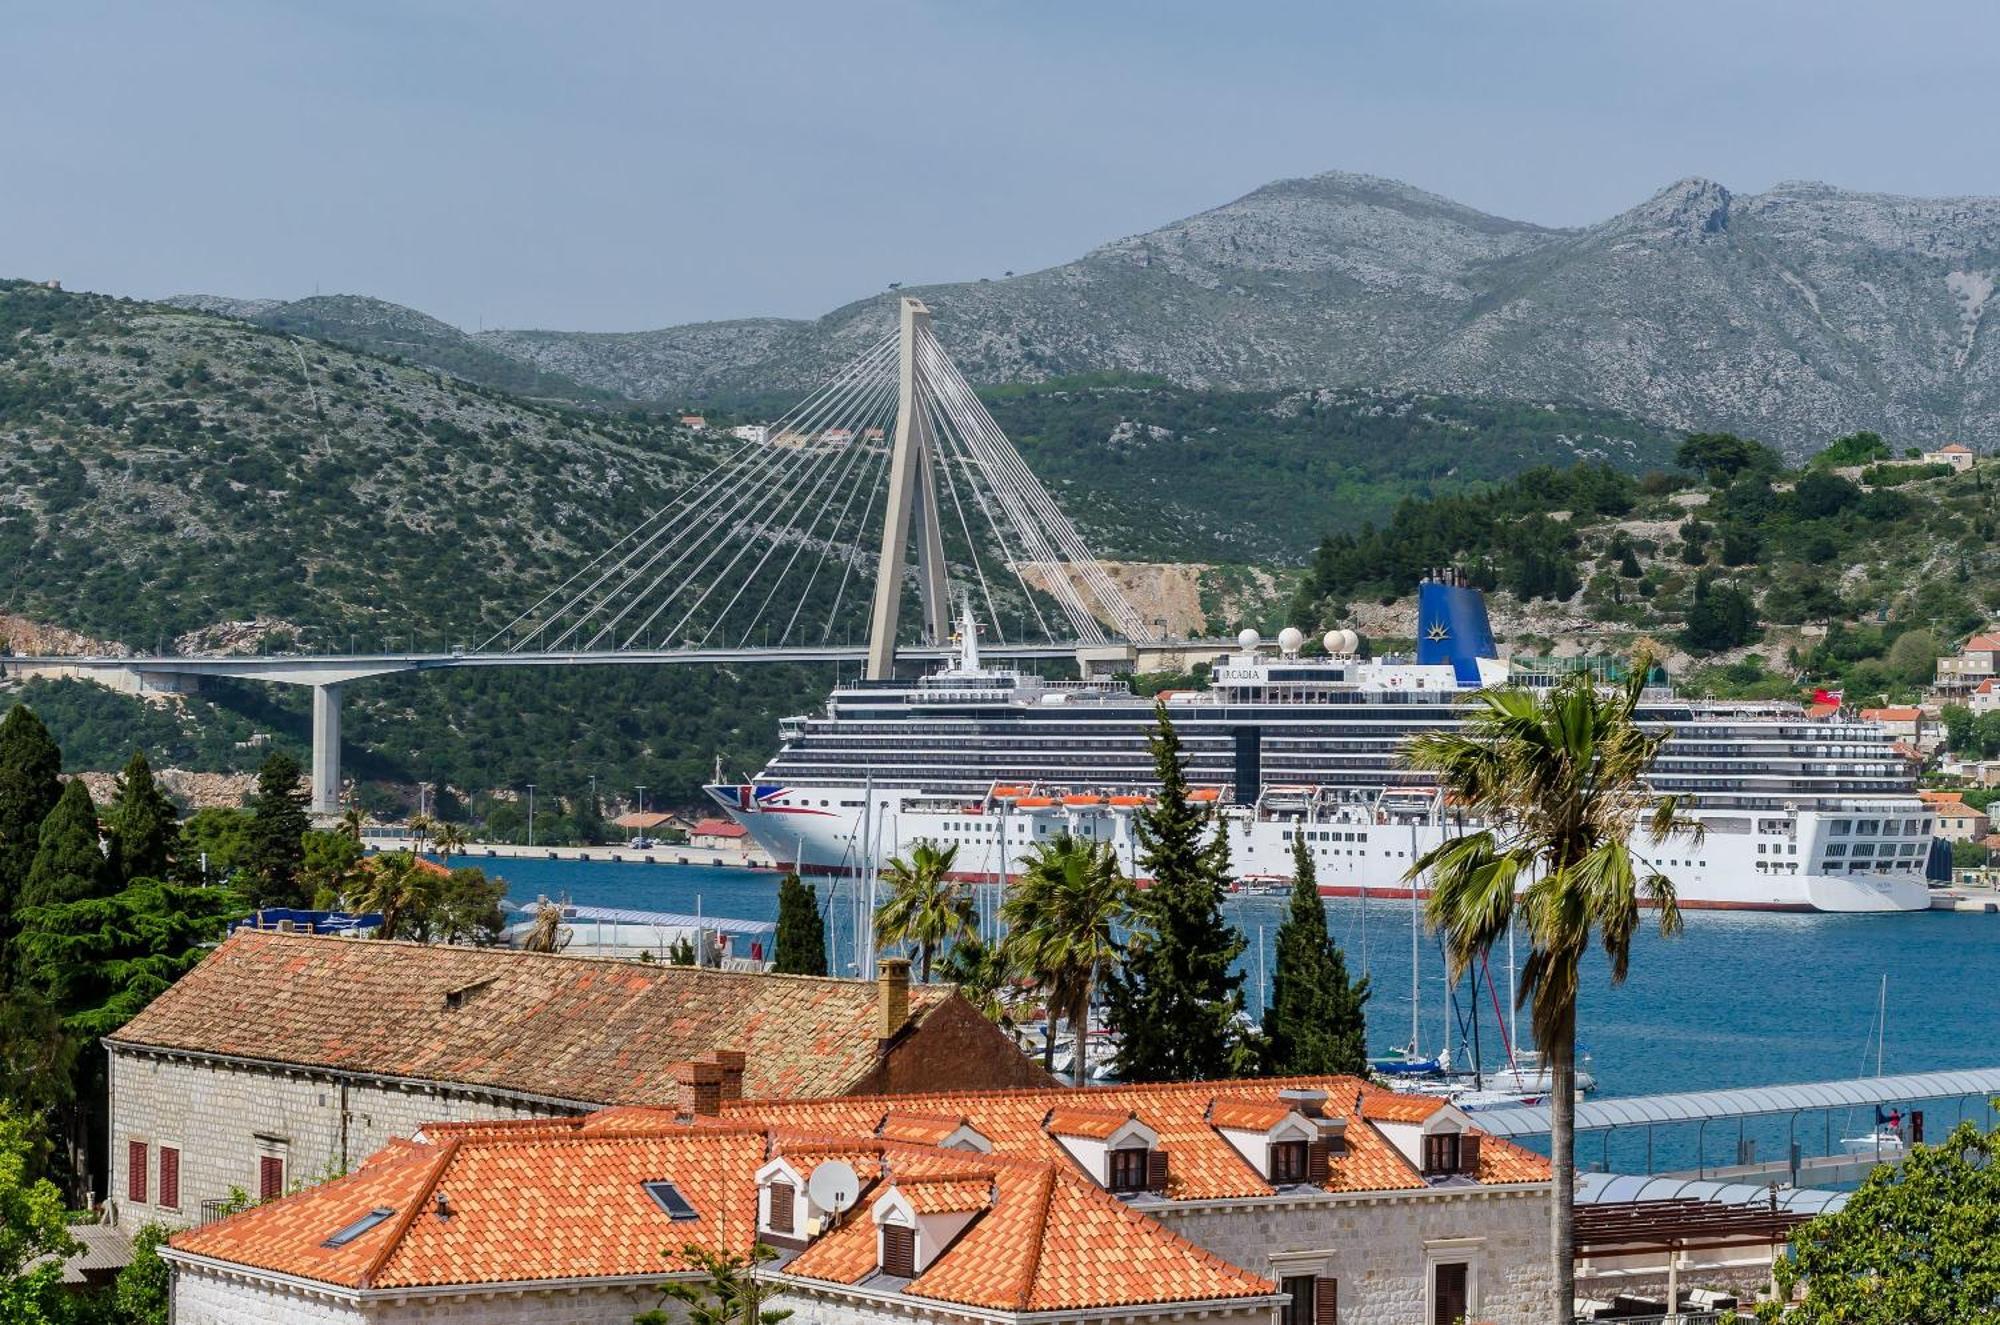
[707,784,1933,914]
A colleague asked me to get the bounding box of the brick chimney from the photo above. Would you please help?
[876,957,912,1042]
[711,1049,747,1102]
[672,1059,724,1117]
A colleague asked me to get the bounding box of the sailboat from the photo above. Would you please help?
[1839,975,1906,1157]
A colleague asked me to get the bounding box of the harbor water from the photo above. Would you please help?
[470,856,1999,1176]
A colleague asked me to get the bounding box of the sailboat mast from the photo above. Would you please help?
[1876,973,1886,1077]
[1408,816,1421,1054]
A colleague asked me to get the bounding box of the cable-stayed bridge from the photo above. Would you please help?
[6,300,1217,812]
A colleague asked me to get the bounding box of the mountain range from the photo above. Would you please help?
[174,172,2000,454]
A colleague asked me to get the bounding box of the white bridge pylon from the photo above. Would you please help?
[488,297,1153,674]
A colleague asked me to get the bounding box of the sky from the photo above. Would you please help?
[7,0,2000,332]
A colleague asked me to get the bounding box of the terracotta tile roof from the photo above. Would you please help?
[1803,702,1839,719]
[1934,801,1987,818]
[895,1174,993,1214]
[725,1075,1545,1198]
[111,930,952,1103]
[1043,1106,1132,1138]
[1938,443,1974,455]
[1206,1098,1294,1131]
[1966,633,2000,653]
[1920,789,1966,803]
[171,1123,1274,1312]
[877,1111,970,1145]
[1860,706,1922,721]
[1359,1093,1447,1123]
[691,818,749,838]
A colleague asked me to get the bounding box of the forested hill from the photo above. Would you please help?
[986,381,1676,562]
[1288,433,2000,701]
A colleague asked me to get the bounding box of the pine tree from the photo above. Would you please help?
[0,706,63,971]
[772,872,827,975]
[245,752,310,906]
[106,750,177,883]
[1103,702,1249,1081]
[1262,836,1370,1076]
[18,779,112,912]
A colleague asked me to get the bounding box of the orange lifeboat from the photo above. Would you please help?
[1014,796,1055,808]
[991,785,1031,800]
[1189,787,1222,803]
[1063,793,1104,807]
[1108,794,1150,807]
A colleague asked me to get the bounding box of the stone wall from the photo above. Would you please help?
[172,1272,365,1325]
[110,1048,571,1227]
[1156,1186,1551,1325]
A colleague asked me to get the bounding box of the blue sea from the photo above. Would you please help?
[464,856,2000,1176]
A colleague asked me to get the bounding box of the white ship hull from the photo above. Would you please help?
[707,784,1933,913]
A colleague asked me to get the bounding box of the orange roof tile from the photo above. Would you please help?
[877,1111,970,1145]
[112,930,956,1103]
[171,1123,1275,1312]
[1804,702,1838,719]
[723,1075,1542,1199]
[1206,1098,1293,1131]
[1043,1106,1133,1139]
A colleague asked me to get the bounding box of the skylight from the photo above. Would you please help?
[644,1180,701,1220]
[322,1207,395,1247]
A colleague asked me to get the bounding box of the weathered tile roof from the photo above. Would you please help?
[1043,1105,1133,1139]
[877,1111,970,1145]
[111,929,953,1102]
[169,1121,1275,1312]
[725,1075,1550,1198]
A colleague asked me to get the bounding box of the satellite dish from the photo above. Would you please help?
[807,1160,861,1214]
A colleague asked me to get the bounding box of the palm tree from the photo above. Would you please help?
[407,812,436,856]
[1403,659,1697,1325]
[348,851,430,941]
[337,803,366,843]
[520,902,568,953]
[1000,833,1132,1085]
[874,840,974,982]
[431,819,468,859]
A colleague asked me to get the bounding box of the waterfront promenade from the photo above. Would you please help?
[362,835,779,870]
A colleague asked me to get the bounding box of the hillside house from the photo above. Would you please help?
[1928,799,1990,843]
[1857,705,1927,748]
[163,1074,1552,1325]
[1921,442,1975,471]
[1934,631,2000,699]
[105,933,1046,1230]
[690,816,750,850]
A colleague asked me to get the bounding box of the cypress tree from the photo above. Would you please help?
[1262,836,1370,1076]
[106,750,178,883]
[245,752,310,906]
[772,871,828,975]
[0,706,64,952]
[1104,702,1248,1081]
[19,779,113,911]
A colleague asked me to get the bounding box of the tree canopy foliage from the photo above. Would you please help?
[1262,837,1369,1076]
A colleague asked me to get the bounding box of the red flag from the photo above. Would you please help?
[1812,687,1843,706]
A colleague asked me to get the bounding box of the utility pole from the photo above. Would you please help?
[526,784,536,848]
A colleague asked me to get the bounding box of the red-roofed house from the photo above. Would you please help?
[1936,629,2000,697]
[162,1075,1552,1325]
[106,935,1048,1234]
[1930,799,1991,843]
[1857,705,1927,747]
[1973,677,2000,716]
[1922,442,1976,470]
[691,816,751,850]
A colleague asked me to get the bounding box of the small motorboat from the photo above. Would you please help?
[1840,1124,1906,1158]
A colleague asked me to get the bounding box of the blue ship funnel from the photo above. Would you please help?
[1415,576,1499,686]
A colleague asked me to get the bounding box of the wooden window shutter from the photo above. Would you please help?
[1314,1276,1338,1325]
[768,1180,795,1234]
[259,1155,284,1201]
[1458,1133,1481,1175]
[128,1141,148,1204]
[881,1223,916,1277]
[159,1147,180,1211]
[1307,1138,1330,1183]
[1145,1147,1170,1193]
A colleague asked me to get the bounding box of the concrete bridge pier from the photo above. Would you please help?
[311,683,342,815]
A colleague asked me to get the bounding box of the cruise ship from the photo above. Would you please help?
[706,577,1935,913]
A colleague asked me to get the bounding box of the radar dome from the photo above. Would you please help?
[1323,631,1344,655]
[1236,628,1261,650]
[1277,626,1304,655]
[1342,629,1362,654]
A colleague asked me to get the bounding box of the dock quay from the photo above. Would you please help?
[1931,878,2000,912]
[361,836,780,871]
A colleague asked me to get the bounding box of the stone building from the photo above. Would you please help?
[106,930,1046,1228]
[164,1073,1550,1325]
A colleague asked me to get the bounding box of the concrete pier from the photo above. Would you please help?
[310,683,342,815]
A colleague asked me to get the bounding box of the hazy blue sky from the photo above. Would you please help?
[7,1,1998,331]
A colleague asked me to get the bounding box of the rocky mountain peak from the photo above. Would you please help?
[1600,176,1734,241]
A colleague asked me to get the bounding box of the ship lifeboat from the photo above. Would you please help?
[1189,787,1222,803]
[1108,794,1150,807]
[991,785,1031,800]
[1063,793,1104,807]
[1014,796,1055,808]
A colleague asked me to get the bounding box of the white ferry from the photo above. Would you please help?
[707,576,1935,913]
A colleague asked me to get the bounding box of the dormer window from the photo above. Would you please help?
[1044,1108,1163,1194]
[1270,1139,1310,1184]
[767,1178,796,1234]
[1422,1133,1460,1175]
[1108,1146,1149,1192]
